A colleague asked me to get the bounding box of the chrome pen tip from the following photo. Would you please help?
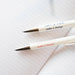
[23,28,39,33]
[16,46,30,51]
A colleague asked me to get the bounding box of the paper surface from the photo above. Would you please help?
[39,28,75,75]
[0,0,75,75]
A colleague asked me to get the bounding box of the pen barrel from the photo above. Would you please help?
[64,20,75,27]
[39,20,75,31]
[30,36,75,50]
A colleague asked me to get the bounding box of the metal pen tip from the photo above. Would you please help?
[16,46,30,51]
[23,28,39,33]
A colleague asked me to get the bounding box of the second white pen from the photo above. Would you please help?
[16,35,75,51]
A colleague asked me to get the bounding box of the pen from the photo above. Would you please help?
[16,35,75,51]
[24,20,75,33]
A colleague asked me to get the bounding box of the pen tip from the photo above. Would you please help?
[23,28,39,33]
[16,46,30,51]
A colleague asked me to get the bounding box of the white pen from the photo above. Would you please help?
[16,35,75,51]
[24,20,75,33]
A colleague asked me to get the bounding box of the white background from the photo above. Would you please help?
[0,0,75,75]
